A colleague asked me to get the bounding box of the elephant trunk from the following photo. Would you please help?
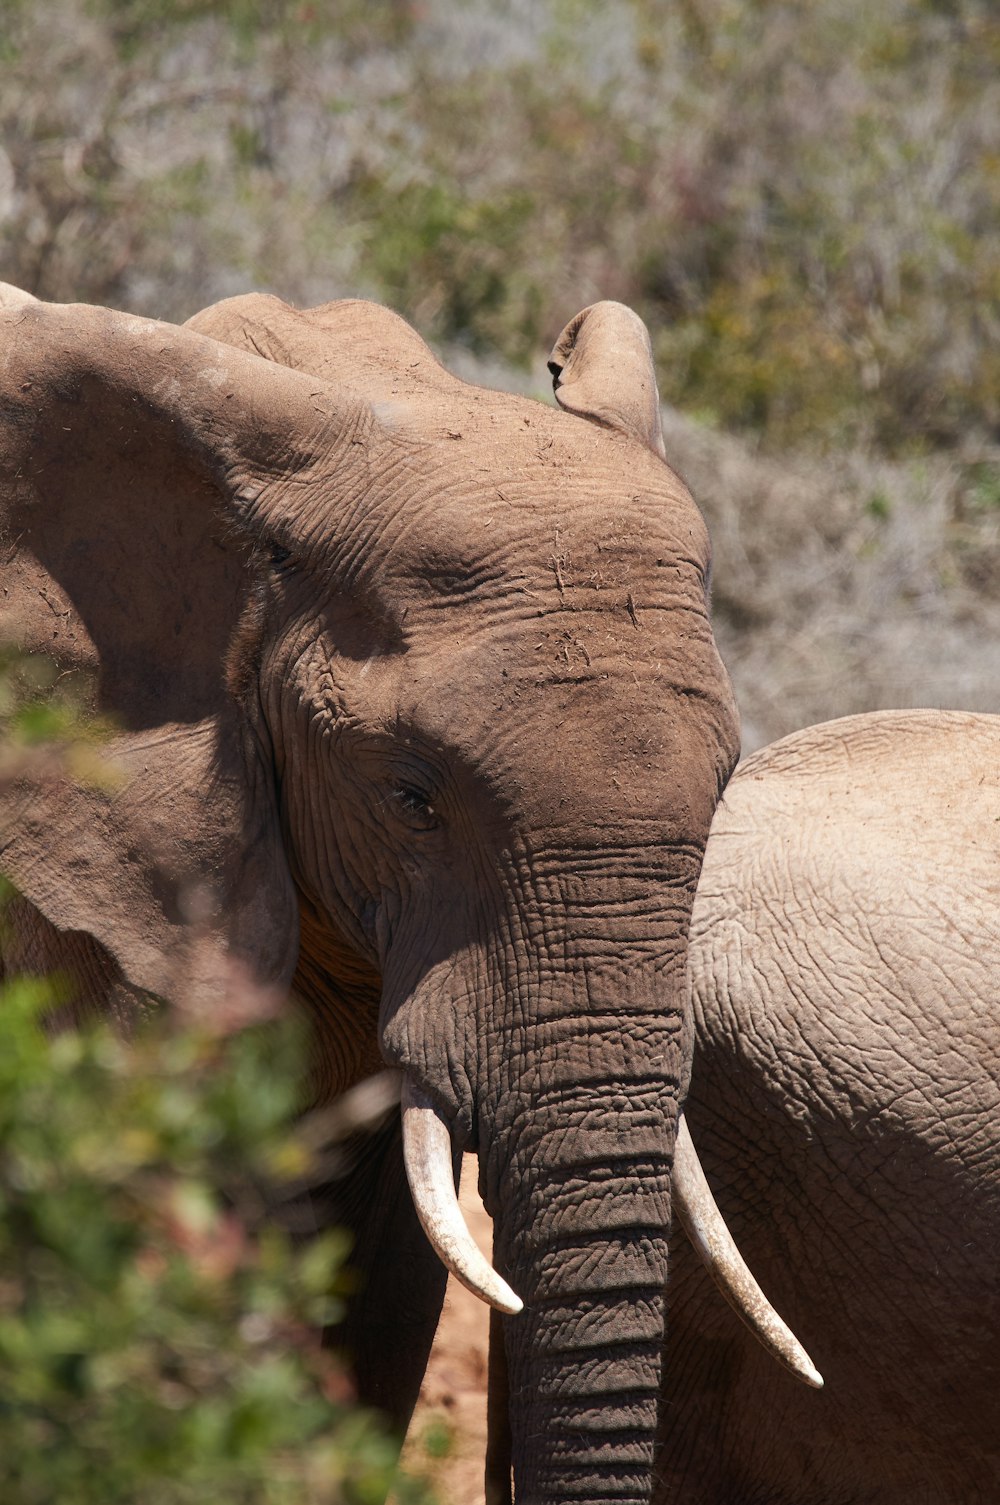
[487,1044,677,1505]
[476,862,688,1505]
[386,841,700,1502]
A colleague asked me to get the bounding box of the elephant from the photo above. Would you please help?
[0,283,749,1504]
[655,708,1000,1503]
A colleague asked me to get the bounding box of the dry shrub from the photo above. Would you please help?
[1,0,997,455]
[659,408,1000,749]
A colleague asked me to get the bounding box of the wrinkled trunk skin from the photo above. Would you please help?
[478,849,692,1505]
[490,1089,676,1503]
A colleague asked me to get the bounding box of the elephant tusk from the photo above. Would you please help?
[673,1113,824,1389]
[401,1078,524,1316]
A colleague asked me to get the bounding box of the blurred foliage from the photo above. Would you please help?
[0,0,996,455]
[0,647,437,1502]
[0,978,435,1503]
[0,647,115,789]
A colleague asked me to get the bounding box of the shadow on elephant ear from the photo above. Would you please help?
[0,301,325,1015]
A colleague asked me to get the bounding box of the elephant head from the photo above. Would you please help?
[0,290,740,1503]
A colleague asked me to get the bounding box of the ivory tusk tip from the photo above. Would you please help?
[400,1076,524,1317]
[441,1247,524,1315]
[493,1287,524,1317]
[673,1113,826,1391]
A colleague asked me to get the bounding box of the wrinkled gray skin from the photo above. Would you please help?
[0,287,739,1504]
[657,710,1000,1504]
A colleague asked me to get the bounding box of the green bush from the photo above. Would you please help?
[0,973,433,1504]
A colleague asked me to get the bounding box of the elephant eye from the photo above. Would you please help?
[392,784,439,831]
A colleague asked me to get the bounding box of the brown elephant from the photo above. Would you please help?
[0,284,744,1503]
[657,709,1000,1503]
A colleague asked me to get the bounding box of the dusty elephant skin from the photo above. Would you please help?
[657,710,1000,1504]
[0,289,740,1503]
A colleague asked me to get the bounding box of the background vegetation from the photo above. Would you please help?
[3,0,996,747]
[0,980,426,1504]
[3,0,998,452]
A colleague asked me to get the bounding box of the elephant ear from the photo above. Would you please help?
[0,297,364,1010]
[548,301,667,459]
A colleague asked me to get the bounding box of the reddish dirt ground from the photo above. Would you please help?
[400,1156,493,1504]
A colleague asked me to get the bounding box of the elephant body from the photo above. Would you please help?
[0,287,739,1503]
[658,710,1000,1503]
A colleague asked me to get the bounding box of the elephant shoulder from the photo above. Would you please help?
[691,707,1000,1102]
[185,294,453,404]
[714,709,1000,850]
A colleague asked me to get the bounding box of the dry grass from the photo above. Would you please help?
[660,409,1000,749]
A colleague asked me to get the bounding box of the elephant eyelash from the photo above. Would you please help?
[392,784,439,831]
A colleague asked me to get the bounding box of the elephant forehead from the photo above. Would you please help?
[340,401,710,592]
[409,590,722,691]
[370,499,713,646]
[389,622,734,834]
